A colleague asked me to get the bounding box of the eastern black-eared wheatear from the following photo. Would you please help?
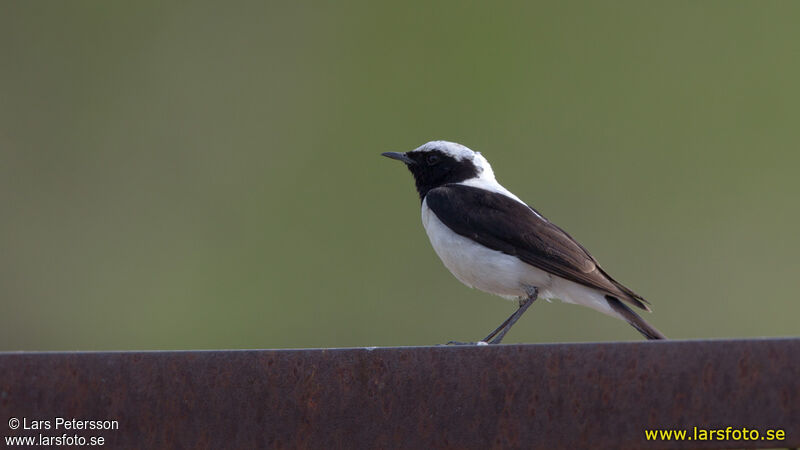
[382,141,665,344]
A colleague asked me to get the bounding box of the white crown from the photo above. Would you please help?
[411,141,477,161]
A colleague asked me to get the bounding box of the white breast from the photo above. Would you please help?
[421,198,552,300]
[420,196,619,317]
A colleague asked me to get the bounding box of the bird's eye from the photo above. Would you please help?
[427,154,440,165]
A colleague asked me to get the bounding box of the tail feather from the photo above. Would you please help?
[597,266,651,311]
[605,295,666,340]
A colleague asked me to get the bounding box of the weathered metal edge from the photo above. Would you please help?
[2,338,798,449]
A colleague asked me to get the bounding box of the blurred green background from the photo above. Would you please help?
[2,2,798,351]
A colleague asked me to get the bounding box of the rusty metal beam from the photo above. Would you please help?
[1,339,798,449]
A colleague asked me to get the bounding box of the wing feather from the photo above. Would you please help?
[425,184,649,310]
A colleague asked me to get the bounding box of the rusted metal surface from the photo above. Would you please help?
[1,339,798,449]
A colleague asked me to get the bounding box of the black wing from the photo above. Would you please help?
[425,184,649,310]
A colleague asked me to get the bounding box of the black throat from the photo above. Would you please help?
[403,150,481,201]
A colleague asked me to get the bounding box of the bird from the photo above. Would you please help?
[382,140,665,344]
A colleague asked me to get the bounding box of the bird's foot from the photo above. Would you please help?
[444,340,489,346]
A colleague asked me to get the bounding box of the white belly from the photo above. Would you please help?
[420,198,619,317]
[421,198,552,299]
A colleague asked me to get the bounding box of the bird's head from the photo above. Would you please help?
[382,141,495,200]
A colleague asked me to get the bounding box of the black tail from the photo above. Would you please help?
[606,296,667,340]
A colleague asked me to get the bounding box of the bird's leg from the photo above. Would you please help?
[481,309,520,343]
[484,286,538,344]
[446,313,518,346]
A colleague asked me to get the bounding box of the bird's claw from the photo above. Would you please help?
[445,340,490,346]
